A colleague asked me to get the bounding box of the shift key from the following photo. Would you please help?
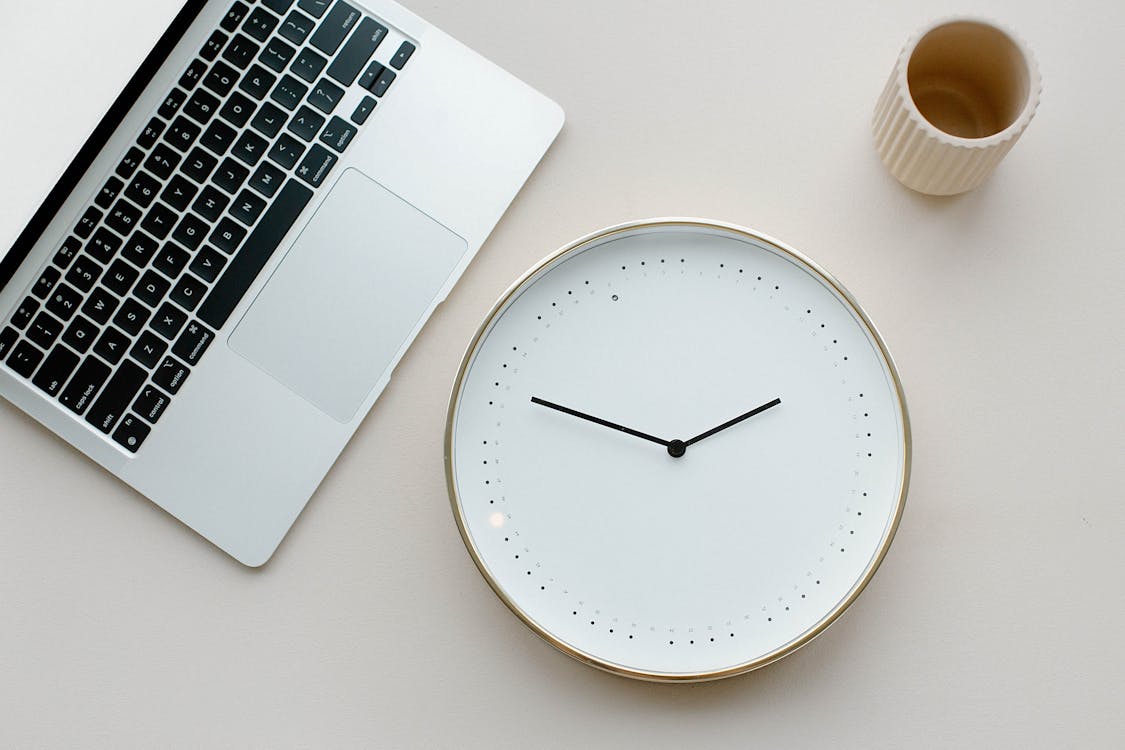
[309,1,360,55]
[326,18,387,85]
[85,360,147,434]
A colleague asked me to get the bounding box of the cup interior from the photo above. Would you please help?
[906,20,1031,139]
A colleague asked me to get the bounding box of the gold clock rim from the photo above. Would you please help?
[443,218,912,683]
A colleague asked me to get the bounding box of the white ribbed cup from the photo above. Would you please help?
[873,18,1041,196]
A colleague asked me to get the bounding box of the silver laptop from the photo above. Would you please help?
[0,0,563,565]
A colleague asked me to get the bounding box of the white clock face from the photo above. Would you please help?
[447,222,909,680]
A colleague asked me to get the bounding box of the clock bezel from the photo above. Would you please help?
[444,218,912,682]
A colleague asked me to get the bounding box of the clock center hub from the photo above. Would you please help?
[667,439,687,458]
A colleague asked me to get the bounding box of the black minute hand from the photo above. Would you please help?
[684,398,782,447]
[530,397,670,448]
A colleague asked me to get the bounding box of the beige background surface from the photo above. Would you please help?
[2,0,1124,747]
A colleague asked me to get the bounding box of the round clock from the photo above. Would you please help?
[445,219,910,681]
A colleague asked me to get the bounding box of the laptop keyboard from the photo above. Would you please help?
[0,0,416,453]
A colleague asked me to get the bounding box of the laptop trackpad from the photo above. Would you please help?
[230,169,467,422]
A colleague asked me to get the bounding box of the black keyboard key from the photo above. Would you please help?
[297,0,331,18]
[221,2,250,32]
[239,63,277,100]
[82,287,119,325]
[280,10,315,45]
[27,312,63,349]
[95,178,124,210]
[59,355,110,413]
[263,0,295,13]
[170,274,207,312]
[213,157,250,193]
[158,88,188,119]
[268,133,305,169]
[220,91,257,127]
[189,246,227,283]
[103,259,140,297]
[134,270,172,307]
[200,119,238,156]
[173,213,209,251]
[131,331,168,369]
[244,7,279,41]
[203,60,240,97]
[192,186,230,222]
[198,180,312,329]
[0,327,16,360]
[86,359,147,434]
[116,148,144,179]
[154,244,191,279]
[231,189,267,225]
[271,74,307,111]
[307,78,344,114]
[112,414,151,453]
[134,385,171,424]
[65,257,101,293]
[310,1,359,55]
[12,297,39,330]
[126,171,161,208]
[75,207,102,239]
[182,147,219,183]
[358,60,382,90]
[144,143,181,179]
[368,66,396,97]
[290,47,326,83]
[327,17,387,85]
[295,144,337,187]
[200,30,229,61]
[390,40,415,70]
[350,95,375,125]
[137,117,166,149]
[179,59,207,90]
[161,175,199,211]
[105,201,142,237]
[210,218,247,254]
[319,116,357,153]
[32,346,79,396]
[288,105,324,142]
[93,327,130,365]
[53,236,82,268]
[46,283,82,321]
[113,299,151,336]
[250,101,287,138]
[221,34,260,70]
[86,226,122,264]
[165,116,201,152]
[122,231,159,267]
[184,89,221,125]
[172,320,214,365]
[259,37,296,73]
[232,130,269,167]
[141,202,178,239]
[33,266,62,299]
[248,161,285,198]
[153,356,191,395]
[62,315,99,353]
[7,341,44,379]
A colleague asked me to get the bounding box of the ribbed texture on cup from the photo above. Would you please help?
[872,20,1041,196]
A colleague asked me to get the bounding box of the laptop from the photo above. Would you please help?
[0,0,563,565]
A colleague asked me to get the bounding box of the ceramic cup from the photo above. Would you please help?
[872,18,1041,196]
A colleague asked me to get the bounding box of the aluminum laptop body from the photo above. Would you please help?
[0,0,563,565]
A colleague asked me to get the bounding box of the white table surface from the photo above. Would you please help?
[2,0,1124,747]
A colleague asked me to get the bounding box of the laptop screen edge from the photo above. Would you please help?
[0,0,210,295]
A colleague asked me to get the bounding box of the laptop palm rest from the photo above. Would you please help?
[229,168,467,422]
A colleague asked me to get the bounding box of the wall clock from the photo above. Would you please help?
[445,219,910,681]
